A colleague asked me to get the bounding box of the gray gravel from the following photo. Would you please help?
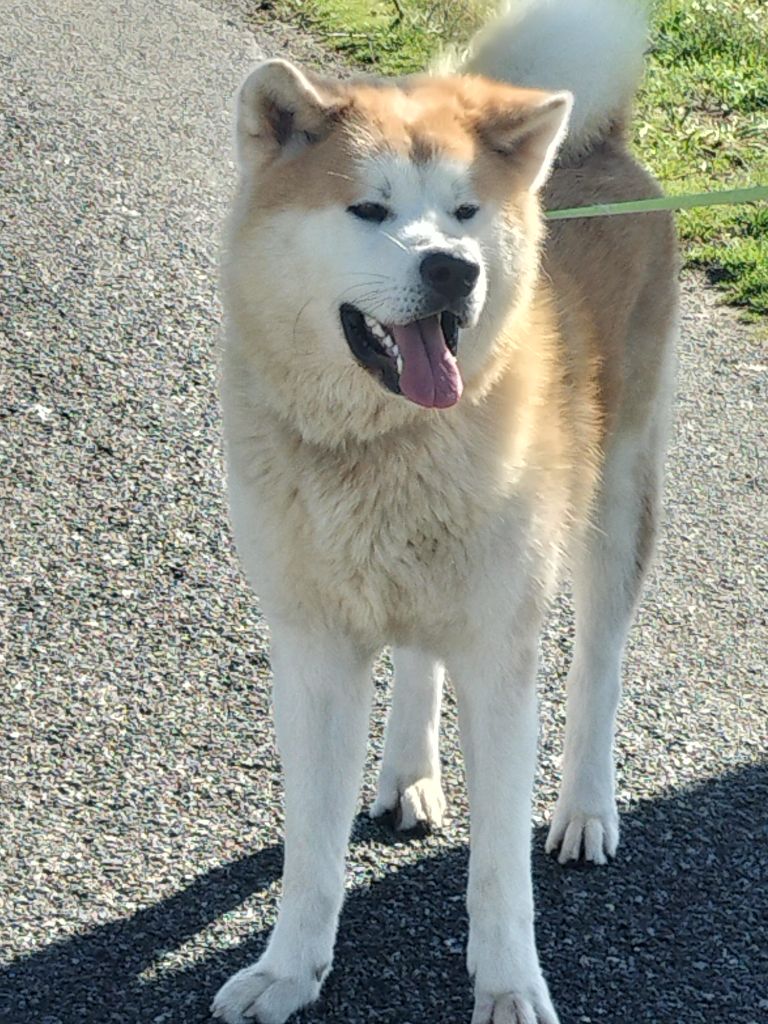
[1,1,766,1023]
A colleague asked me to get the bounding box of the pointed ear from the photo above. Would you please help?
[478,91,573,191]
[235,59,342,169]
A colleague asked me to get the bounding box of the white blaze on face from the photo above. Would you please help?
[337,151,491,408]
[356,150,487,304]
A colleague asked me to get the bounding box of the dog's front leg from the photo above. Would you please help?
[212,622,373,1024]
[450,638,559,1024]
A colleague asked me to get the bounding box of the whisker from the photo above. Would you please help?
[336,281,391,300]
[292,297,312,346]
[339,292,378,308]
[380,230,408,252]
[333,287,386,309]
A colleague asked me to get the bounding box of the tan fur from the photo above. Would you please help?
[222,74,676,651]
[241,75,568,212]
[544,136,679,435]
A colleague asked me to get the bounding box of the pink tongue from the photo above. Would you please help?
[390,316,463,409]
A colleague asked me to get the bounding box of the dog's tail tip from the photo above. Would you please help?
[459,0,650,161]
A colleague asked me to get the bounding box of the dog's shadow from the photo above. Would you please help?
[2,763,764,1024]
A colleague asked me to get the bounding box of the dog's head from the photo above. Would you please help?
[224,61,571,440]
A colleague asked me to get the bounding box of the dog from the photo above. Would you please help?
[211,1,678,1021]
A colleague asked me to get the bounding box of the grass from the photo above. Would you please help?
[258,0,767,318]
[265,1,492,75]
[636,1,767,317]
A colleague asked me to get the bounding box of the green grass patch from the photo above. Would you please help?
[260,0,767,317]
[636,1,767,317]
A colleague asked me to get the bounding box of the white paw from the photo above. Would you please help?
[545,793,619,865]
[211,961,323,1024]
[471,990,560,1024]
[370,775,447,832]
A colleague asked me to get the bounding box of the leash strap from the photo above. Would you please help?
[545,184,768,220]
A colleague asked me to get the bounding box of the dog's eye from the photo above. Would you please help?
[347,202,390,224]
[454,204,479,222]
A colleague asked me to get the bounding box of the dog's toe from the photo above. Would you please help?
[545,802,619,865]
[471,991,559,1024]
[211,964,321,1024]
[371,776,446,834]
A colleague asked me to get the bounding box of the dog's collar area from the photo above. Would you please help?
[339,304,462,408]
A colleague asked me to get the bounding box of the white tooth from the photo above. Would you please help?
[392,343,400,358]
[396,354,403,375]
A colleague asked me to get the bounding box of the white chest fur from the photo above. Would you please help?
[223,395,552,652]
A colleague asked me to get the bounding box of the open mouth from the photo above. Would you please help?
[339,304,463,409]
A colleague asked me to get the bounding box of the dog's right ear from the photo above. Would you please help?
[235,59,340,169]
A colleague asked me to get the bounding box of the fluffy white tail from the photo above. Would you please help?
[460,0,649,160]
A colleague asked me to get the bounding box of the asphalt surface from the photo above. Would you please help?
[1,2,766,1023]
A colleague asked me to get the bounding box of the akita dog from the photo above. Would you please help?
[212,1,678,1021]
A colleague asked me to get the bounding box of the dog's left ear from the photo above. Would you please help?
[478,91,573,191]
[235,59,342,170]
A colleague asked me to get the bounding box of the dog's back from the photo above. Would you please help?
[465,0,679,436]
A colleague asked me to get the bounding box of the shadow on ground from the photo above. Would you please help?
[3,763,765,1024]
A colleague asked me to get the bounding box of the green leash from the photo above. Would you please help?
[545,184,768,221]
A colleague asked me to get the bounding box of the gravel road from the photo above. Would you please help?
[1,2,766,1023]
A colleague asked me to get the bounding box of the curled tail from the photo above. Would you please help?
[460,0,649,162]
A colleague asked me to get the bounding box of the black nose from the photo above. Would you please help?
[420,252,480,302]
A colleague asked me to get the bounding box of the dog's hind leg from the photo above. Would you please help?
[370,648,446,833]
[546,427,665,865]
